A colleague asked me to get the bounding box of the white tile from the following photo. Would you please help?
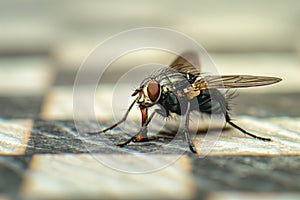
[194,116,300,156]
[41,84,140,120]
[0,119,32,155]
[207,192,300,200]
[0,57,54,95]
[21,154,195,199]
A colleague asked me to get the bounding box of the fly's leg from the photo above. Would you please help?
[116,127,148,148]
[117,110,157,148]
[226,114,271,141]
[85,99,137,136]
[183,102,197,154]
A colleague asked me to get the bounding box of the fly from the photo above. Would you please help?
[86,51,282,154]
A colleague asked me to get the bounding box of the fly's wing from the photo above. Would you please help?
[195,75,282,90]
[184,75,282,100]
[169,51,201,76]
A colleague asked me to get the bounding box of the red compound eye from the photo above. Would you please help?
[147,80,160,102]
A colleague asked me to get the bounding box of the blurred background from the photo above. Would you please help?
[0,1,300,199]
[0,0,299,92]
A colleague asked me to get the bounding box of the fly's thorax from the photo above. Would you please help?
[134,68,192,111]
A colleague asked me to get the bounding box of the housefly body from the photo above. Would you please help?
[86,52,282,154]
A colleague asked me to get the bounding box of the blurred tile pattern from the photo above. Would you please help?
[0,1,299,200]
[0,57,54,95]
[1,0,300,54]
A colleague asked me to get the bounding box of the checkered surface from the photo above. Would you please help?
[0,55,299,200]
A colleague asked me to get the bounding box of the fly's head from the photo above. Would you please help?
[132,79,161,107]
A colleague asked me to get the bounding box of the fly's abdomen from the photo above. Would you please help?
[196,89,227,115]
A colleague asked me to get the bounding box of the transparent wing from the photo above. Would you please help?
[196,75,282,89]
[169,51,201,76]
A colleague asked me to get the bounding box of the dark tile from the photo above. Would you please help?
[25,120,87,154]
[191,155,300,195]
[0,156,31,199]
[66,120,190,154]
[0,96,44,118]
[26,119,191,154]
[53,69,77,86]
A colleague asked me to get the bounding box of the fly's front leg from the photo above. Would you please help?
[116,126,149,148]
[117,107,157,148]
[85,99,137,136]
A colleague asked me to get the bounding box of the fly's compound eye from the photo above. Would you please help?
[147,80,161,102]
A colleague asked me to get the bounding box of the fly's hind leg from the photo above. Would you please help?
[183,102,197,154]
[225,113,271,141]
